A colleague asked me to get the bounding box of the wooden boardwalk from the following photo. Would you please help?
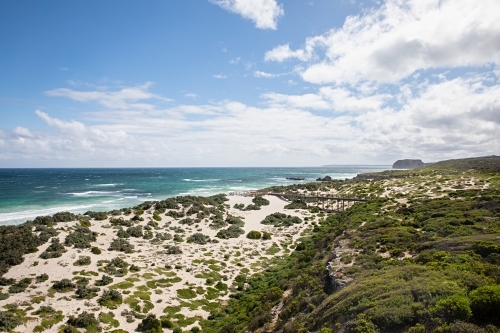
[264,192,367,211]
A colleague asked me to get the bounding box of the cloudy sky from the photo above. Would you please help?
[1,0,499,167]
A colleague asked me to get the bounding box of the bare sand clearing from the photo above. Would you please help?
[0,195,315,332]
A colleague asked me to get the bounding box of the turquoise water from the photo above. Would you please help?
[0,166,389,225]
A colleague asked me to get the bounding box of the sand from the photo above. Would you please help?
[0,195,315,332]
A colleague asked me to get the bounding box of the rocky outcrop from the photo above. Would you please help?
[316,175,332,181]
[392,159,425,169]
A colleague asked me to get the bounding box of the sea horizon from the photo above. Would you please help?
[0,166,390,226]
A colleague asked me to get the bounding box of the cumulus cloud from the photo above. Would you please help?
[254,70,278,78]
[210,0,284,30]
[45,82,171,109]
[265,0,500,84]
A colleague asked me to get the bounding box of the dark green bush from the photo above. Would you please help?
[432,295,472,322]
[95,275,113,286]
[98,289,123,308]
[470,285,500,320]
[67,311,99,328]
[137,314,162,333]
[164,245,183,254]
[75,285,100,299]
[252,196,270,206]
[73,256,91,266]
[262,231,272,240]
[52,278,76,292]
[127,225,143,238]
[40,238,66,259]
[91,246,101,255]
[36,273,49,283]
[0,311,22,331]
[247,230,262,239]
[108,238,134,253]
[8,278,31,293]
[216,225,245,239]
[84,211,108,221]
[261,213,302,227]
[65,226,97,248]
[188,233,211,244]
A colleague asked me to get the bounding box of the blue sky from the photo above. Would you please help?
[1,0,499,167]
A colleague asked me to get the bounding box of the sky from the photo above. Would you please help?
[0,0,499,167]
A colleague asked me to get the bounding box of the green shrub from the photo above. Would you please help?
[98,289,123,309]
[247,230,262,239]
[470,285,500,320]
[39,238,66,259]
[165,245,183,254]
[67,311,99,329]
[84,211,108,221]
[216,225,245,239]
[91,246,102,255]
[0,293,8,301]
[52,278,76,292]
[432,295,472,322]
[153,214,162,221]
[0,311,22,331]
[127,225,143,238]
[108,238,134,253]
[261,213,302,227]
[36,273,49,283]
[73,256,91,266]
[262,231,272,240]
[188,233,211,244]
[252,196,270,206]
[138,314,162,333]
[75,285,100,299]
[95,275,113,286]
[8,278,31,293]
[65,226,97,248]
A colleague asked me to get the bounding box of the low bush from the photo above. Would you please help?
[91,246,102,255]
[39,238,66,259]
[52,279,76,292]
[65,226,97,248]
[216,225,245,239]
[188,233,211,244]
[261,212,302,227]
[67,311,99,329]
[98,289,123,309]
[0,311,22,331]
[75,285,100,299]
[36,273,49,283]
[252,196,270,206]
[137,314,162,333]
[247,230,262,239]
[8,278,31,293]
[95,275,113,286]
[73,256,91,266]
[84,211,108,221]
[262,231,272,240]
[108,238,134,253]
[165,245,183,254]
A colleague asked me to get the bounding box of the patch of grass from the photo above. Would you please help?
[109,281,134,290]
[98,311,119,328]
[32,306,64,332]
[177,289,197,299]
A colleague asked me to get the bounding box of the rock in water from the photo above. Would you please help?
[316,175,332,181]
[392,159,425,169]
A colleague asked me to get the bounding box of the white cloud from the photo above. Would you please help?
[184,93,199,99]
[266,0,500,84]
[210,0,284,30]
[13,127,33,137]
[254,70,277,78]
[45,82,171,109]
[213,74,227,79]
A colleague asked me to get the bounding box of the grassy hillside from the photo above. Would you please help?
[201,157,500,333]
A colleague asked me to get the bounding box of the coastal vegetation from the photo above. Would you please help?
[0,156,498,332]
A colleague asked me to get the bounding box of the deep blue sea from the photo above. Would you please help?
[0,166,389,225]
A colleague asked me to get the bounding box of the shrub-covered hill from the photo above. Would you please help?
[201,168,500,332]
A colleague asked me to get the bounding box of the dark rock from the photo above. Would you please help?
[286,177,305,180]
[392,159,425,169]
[316,175,332,181]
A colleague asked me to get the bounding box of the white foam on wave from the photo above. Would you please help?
[183,179,221,182]
[0,204,95,225]
[68,191,121,197]
[92,183,122,187]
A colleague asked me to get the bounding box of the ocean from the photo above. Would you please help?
[0,166,389,226]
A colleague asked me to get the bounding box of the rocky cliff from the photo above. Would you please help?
[392,159,425,169]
